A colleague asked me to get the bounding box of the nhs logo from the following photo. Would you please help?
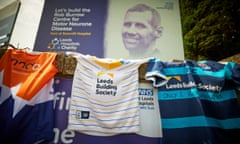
[138,88,154,96]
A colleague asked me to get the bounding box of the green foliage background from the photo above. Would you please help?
[180,0,240,60]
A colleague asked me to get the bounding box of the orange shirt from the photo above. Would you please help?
[0,49,58,101]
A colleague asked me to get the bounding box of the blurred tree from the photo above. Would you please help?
[180,0,240,60]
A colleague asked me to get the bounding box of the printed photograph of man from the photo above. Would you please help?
[104,0,184,61]
[122,4,163,59]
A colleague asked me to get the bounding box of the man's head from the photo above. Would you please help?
[122,4,162,56]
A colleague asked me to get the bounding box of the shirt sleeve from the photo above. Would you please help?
[226,62,240,89]
[145,58,168,87]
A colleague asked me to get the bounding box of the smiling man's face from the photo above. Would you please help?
[122,11,157,52]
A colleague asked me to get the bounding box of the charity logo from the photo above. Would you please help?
[48,37,80,50]
[166,76,181,81]
[165,75,196,89]
[197,63,211,70]
[76,110,90,119]
[48,38,62,50]
[95,71,117,96]
[97,71,114,78]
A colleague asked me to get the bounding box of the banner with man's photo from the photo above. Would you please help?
[34,1,185,144]
[34,0,184,60]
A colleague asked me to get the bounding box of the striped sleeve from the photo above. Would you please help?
[145,58,168,87]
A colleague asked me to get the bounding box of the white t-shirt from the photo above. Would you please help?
[68,53,151,135]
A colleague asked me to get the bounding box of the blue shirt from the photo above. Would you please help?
[145,59,240,144]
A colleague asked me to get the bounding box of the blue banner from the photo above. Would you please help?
[34,0,107,57]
